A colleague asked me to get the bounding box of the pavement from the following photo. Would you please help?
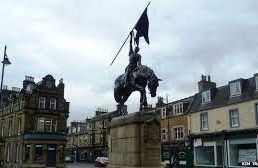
[66,162,95,168]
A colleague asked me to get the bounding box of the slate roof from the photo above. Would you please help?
[190,76,258,113]
[157,96,195,117]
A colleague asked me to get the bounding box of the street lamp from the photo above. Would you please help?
[0,45,11,111]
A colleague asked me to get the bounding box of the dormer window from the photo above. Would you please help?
[255,76,258,90]
[173,102,183,115]
[202,90,211,103]
[161,108,166,119]
[26,84,31,91]
[230,82,241,96]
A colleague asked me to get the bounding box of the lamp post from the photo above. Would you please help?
[0,45,11,111]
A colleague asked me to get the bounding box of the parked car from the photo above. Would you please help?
[65,156,74,163]
[95,157,108,167]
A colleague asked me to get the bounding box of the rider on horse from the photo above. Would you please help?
[124,31,142,87]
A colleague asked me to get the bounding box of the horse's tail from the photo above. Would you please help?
[114,75,124,103]
[114,87,122,103]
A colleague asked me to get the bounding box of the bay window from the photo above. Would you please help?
[37,117,57,132]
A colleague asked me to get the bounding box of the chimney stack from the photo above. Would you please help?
[23,76,35,89]
[198,74,216,92]
[156,96,165,107]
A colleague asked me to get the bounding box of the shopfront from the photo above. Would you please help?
[193,131,258,168]
[227,134,257,167]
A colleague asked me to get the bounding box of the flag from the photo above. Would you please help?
[134,8,149,44]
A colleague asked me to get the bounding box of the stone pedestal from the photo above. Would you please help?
[108,111,162,168]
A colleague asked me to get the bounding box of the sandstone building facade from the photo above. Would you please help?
[67,104,127,162]
[0,75,69,168]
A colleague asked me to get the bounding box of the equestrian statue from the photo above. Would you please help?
[111,3,161,111]
[114,31,161,110]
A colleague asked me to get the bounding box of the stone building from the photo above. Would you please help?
[189,74,258,167]
[0,75,69,168]
[66,104,127,162]
[158,96,194,167]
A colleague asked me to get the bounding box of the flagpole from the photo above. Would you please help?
[110,33,131,66]
[110,1,151,66]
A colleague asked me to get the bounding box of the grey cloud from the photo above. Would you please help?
[0,0,258,123]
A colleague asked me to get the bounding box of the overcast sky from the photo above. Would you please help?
[1,0,258,123]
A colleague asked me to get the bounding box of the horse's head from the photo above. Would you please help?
[148,78,162,97]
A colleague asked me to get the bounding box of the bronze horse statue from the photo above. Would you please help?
[114,65,161,110]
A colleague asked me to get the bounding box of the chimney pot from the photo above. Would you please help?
[201,75,207,81]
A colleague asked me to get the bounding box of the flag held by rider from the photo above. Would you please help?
[110,2,151,66]
[134,8,149,45]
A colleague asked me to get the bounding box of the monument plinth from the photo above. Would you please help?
[108,111,162,168]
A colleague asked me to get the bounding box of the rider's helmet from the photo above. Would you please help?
[134,46,140,53]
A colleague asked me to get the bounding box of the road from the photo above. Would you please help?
[67,162,95,168]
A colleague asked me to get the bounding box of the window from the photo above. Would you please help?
[6,144,10,162]
[1,123,4,137]
[200,112,208,131]
[255,76,258,90]
[39,97,46,109]
[25,145,31,162]
[173,103,183,115]
[161,108,166,119]
[255,103,258,124]
[90,122,95,130]
[16,144,19,162]
[195,146,214,165]
[229,109,239,127]
[17,118,21,135]
[102,120,106,128]
[37,117,57,132]
[161,128,167,142]
[173,127,184,140]
[34,145,44,161]
[100,132,106,144]
[194,141,223,166]
[8,120,12,136]
[50,98,57,110]
[52,119,57,132]
[59,145,65,162]
[230,82,241,96]
[26,84,33,91]
[45,118,52,132]
[202,90,211,103]
[37,118,44,132]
